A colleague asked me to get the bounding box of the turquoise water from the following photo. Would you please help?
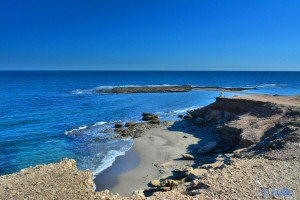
[0,71,299,176]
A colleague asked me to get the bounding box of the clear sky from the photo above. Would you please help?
[0,0,299,71]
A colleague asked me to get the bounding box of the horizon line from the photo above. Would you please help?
[0,69,300,72]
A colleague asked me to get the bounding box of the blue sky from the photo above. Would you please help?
[0,0,299,70]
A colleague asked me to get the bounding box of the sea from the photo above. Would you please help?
[0,71,299,177]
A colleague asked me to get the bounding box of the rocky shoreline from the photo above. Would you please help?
[1,94,299,199]
[94,85,255,94]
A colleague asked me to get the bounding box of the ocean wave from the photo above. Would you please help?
[92,121,107,126]
[70,89,94,95]
[93,139,133,177]
[64,125,88,135]
[64,121,109,136]
[252,83,288,88]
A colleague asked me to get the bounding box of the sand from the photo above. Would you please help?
[102,121,203,196]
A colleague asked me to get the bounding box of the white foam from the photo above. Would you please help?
[172,106,202,114]
[71,89,93,94]
[254,83,288,88]
[92,121,107,126]
[92,139,133,177]
[64,125,88,135]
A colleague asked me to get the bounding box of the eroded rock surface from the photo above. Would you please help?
[189,95,300,149]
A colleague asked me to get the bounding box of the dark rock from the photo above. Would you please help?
[172,169,190,179]
[149,118,161,124]
[114,123,123,128]
[125,122,135,127]
[142,113,159,121]
[96,85,193,94]
[163,180,180,188]
[142,112,153,117]
[178,114,184,118]
[183,115,192,120]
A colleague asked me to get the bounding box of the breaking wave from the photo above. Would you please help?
[252,83,288,88]
[71,84,179,95]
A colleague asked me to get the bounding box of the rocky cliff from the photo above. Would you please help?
[189,95,300,149]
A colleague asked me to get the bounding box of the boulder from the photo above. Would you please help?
[197,141,218,154]
[149,179,161,187]
[172,169,190,179]
[142,113,159,121]
[163,180,180,188]
[178,114,184,118]
[184,115,192,120]
[125,122,135,127]
[181,154,195,160]
[149,118,161,124]
[142,112,153,116]
[114,123,123,128]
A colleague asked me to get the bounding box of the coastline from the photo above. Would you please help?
[1,94,299,199]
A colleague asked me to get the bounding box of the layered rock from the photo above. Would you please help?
[189,95,300,149]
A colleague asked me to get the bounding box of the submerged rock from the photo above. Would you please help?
[142,114,159,121]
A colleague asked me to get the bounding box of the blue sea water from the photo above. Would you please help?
[0,71,299,176]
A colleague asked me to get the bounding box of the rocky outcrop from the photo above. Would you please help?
[142,112,159,121]
[94,85,255,94]
[125,122,135,127]
[114,122,123,128]
[189,95,300,149]
[0,159,95,199]
[96,85,193,94]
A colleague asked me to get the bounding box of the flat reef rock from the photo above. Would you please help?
[94,85,255,94]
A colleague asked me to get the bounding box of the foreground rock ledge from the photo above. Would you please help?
[0,159,96,199]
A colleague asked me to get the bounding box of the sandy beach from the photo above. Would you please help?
[96,120,217,196]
